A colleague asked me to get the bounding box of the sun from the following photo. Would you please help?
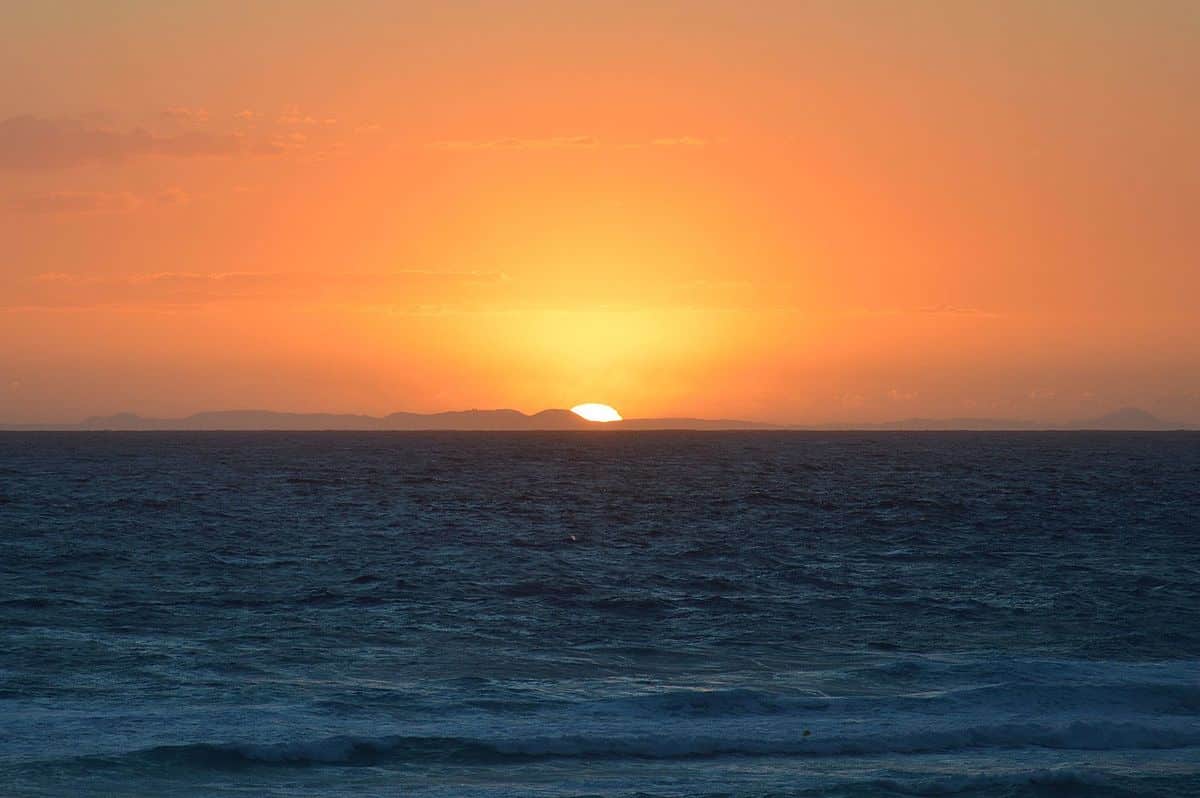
[571,403,623,423]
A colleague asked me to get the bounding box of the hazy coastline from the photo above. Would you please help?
[1,406,1189,432]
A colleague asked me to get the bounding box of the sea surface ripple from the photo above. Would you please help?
[1,431,1198,796]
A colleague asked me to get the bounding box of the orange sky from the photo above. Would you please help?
[2,1,1198,424]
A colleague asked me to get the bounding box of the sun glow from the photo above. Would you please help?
[571,403,623,423]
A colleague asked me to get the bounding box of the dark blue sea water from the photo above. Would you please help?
[2,432,1199,797]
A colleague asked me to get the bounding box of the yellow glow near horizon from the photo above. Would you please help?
[571,403,623,423]
[1,3,1197,426]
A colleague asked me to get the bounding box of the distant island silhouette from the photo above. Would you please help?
[0,406,1191,431]
[812,407,1186,432]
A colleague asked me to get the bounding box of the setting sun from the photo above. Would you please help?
[571,403,623,423]
[1,2,1197,427]
[2,4,1197,797]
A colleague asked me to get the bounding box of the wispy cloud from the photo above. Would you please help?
[0,116,253,169]
[160,106,210,123]
[2,269,1012,319]
[4,270,510,309]
[650,136,708,148]
[431,135,713,152]
[431,136,599,151]
[155,187,190,206]
[278,107,337,127]
[8,191,143,214]
[7,187,192,215]
[917,305,1003,318]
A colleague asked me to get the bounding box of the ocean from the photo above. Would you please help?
[1,431,1198,797]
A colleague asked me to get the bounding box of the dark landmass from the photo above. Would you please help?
[4,409,592,431]
[808,417,1042,431]
[0,406,1190,431]
[802,407,1188,431]
[618,417,778,430]
[1067,406,1181,430]
[0,408,777,431]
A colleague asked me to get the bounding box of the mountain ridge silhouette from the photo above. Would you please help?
[0,406,1191,431]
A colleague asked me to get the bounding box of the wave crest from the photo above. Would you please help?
[131,719,1200,770]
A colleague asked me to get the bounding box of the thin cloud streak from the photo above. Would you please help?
[6,188,191,215]
[3,270,511,309]
[431,136,599,151]
[0,116,252,169]
[431,136,711,151]
[8,191,143,214]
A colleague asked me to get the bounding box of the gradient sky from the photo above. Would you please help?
[2,1,1198,424]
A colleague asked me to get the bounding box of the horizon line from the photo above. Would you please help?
[0,405,1193,432]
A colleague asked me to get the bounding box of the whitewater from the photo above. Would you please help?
[1,431,1198,796]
